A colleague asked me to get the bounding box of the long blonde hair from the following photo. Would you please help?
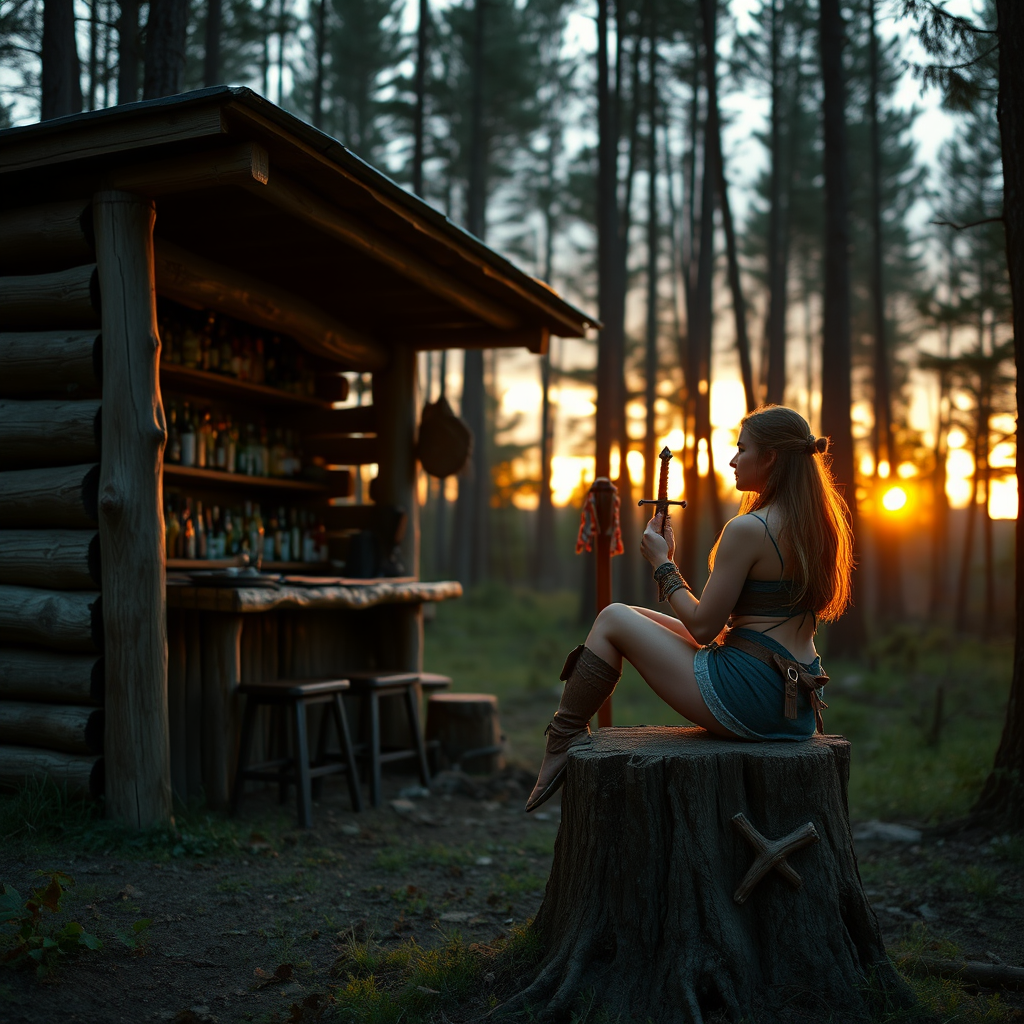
[711,405,854,621]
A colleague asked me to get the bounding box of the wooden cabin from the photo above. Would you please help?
[0,87,594,827]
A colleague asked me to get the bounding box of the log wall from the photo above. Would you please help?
[0,200,108,801]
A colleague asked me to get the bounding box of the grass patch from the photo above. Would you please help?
[0,776,260,861]
[331,924,543,1023]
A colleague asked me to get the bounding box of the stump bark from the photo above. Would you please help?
[508,728,911,1024]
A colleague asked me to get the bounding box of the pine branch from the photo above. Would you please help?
[930,215,1004,231]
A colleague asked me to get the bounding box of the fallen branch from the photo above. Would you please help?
[899,955,1024,990]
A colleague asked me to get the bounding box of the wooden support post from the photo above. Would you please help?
[184,612,203,799]
[0,331,101,397]
[93,189,172,828]
[0,464,99,528]
[201,613,243,810]
[167,611,188,804]
[372,343,420,583]
[591,477,617,728]
[0,399,101,469]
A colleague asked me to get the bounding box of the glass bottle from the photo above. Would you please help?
[166,402,181,464]
[180,402,196,467]
[165,500,181,561]
[195,499,207,559]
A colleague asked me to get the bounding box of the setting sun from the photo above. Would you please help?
[881,487,908,512]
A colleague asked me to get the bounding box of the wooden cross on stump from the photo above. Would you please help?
[732,812,820,904]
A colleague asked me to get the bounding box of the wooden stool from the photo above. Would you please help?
[345,671,431,808]
[418,672,453,693]
[425,692,505,774]
[231,678,362,828]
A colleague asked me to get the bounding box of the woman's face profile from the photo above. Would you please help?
[729,428,769,492]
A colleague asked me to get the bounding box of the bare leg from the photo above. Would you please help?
[585,603,737,738]
[631,605,697,641]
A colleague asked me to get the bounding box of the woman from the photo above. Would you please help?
[526,405,854,813]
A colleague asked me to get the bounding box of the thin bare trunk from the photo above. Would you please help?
[204,0,222,87]
[41,0,83,118]
[117,0,140,104]
[412,0,429,195]
[765,0,787,405]
[818,0,865,653]
[143,0,188,98]
[312,0,327,128]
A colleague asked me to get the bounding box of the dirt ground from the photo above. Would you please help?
[0,769,1022,1024]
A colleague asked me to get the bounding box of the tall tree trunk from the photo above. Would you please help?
[204,0,222,87]
[535,141,558,592]
[143,0,188,99]
[433,351,449,577]
[312,0,327,128]
[117,0,140,103]
[973,0,1024,831]
[954,412,982,633]
[88,0,99,110]
[764,0,788,406]
[595,0,617,483]
[412,0,429,196]
[701,0,754,413]
[643,26,660,544]
[868,0,902,627]
[276,0,286,105]
[453,0,488,588]
[818,0,865,654]
[41,0,83,119]
[613,20,645,605]
[928,365,951,620]
[681,47,716,583]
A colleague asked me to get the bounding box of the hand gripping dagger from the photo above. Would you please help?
[637,447,687,534]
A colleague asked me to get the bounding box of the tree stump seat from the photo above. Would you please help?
[507,727,912,1024]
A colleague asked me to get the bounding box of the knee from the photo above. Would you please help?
[594,603,635,632]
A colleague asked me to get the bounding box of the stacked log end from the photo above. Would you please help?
[0,201,105,800]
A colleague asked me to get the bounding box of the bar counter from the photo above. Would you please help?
[165,576,462,808]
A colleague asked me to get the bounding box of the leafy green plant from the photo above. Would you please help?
[0,872,101,977]
[115,917,152,951]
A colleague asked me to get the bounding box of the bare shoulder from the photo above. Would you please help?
[716,514,769,557]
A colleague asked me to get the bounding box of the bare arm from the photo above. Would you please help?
[640,514,764,645]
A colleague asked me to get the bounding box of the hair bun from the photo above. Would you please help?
[805,434,828,455]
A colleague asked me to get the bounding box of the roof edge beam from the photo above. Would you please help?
[153,239,386,371]
[245,172,521,332]
[413,326,548,355]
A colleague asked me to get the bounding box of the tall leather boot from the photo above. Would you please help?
[525,644,620,813]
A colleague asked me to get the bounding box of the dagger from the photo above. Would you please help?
[637,447,687,534]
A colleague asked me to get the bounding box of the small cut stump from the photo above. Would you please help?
[507,728,912,1024]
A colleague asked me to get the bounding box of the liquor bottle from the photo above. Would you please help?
[197,408,212,469]
[210,505,223,560]
[218,323,233,377]
[181,322,201,369]
[166,402,182,464]
[301,511,316,563]
[231,337,242,379]
[289,508,301,565]
[182,498,196,560]
[314,517,328,563]
[258,424,270,479]
[214,415,228,471]
[263,506,276,563]
[277,507,291,562]
[204,314,218,372]
[195,500,207,559]
[222,507,235,555]
[252,336,266,385]
[180,403,196,467]
[165,501,181,561]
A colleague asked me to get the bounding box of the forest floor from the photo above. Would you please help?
[0,765,1021,1024]
[1,590,1021,1023]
